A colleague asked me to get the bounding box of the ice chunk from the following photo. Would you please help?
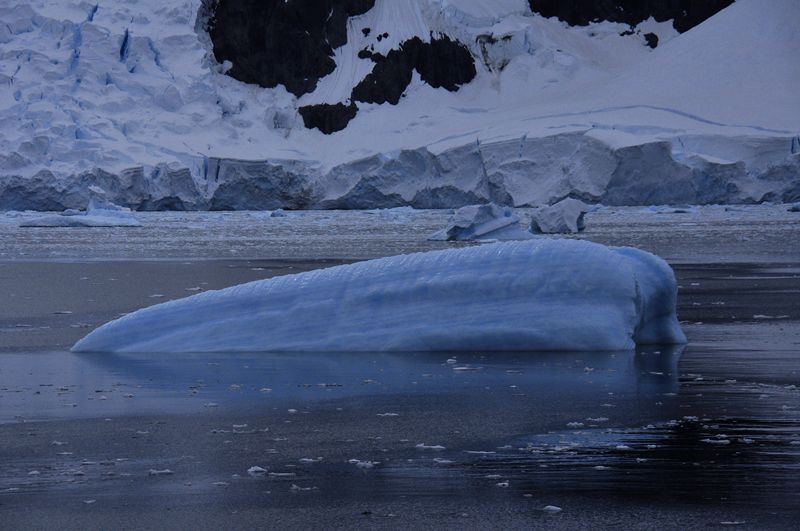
[19,199,141,227]
[429,203,529,241]
[530,198,589,234]
[72,240,686,353]
[788,203,800,212]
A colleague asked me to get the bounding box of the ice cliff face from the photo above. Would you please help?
[0,0,797,210]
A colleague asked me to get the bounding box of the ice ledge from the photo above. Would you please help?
[2,132,798,211]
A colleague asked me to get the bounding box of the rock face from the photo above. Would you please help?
[298,103,359,134]
[207,0,376,97]
[528,0,735,33]
[352,36,476,105]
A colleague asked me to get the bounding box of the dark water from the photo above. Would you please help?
[0,263,798,529]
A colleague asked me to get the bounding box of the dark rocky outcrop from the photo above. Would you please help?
[299,102,359,134]
[528,0,735,33]
[352,36,476,105]
[207,0,375,97]
[644,32,659,48]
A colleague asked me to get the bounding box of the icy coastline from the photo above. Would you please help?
[0,0,797,210]
[2,132,798,212]
[72,239,686,353]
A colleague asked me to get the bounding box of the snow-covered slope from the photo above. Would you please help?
[72,239,686,352]
[0,0,797,210]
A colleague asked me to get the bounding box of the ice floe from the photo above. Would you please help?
[73,239,685,353]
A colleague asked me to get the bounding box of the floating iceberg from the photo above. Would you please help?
[429,203,529,241]
[72,240,686,353]
[19,199,140,228]
[530,198,590,234]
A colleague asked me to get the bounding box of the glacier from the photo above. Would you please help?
[72,239,686,353]
[0,0,798,210]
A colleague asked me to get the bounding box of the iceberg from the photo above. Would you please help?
[72,240,686,353]
[530,198,589,234]
[19,198,141,228]
[429,203,530,241]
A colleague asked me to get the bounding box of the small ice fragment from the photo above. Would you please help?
[377,413,399,417]
[446,358,457,364]
[348,459,377,469]
[148,469,174,476]
[433,458,454,464]
[495,481,509,488]
[247,466,267,476]
[542,505,562,514]
[83,499,96,505]
[416,443,446,451]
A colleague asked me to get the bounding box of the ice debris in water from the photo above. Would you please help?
[72,240,686,353]
[542,505,563,514]
[429,203,529,241]
[530,198,589,234]
[19,198,141,228]
[247,466,268,476]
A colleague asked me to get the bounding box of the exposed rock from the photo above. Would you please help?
[352,36,476,105]
[299,103,358,134]
[527,0,735,33]
[530,198,590,234]
[207,0,375,97]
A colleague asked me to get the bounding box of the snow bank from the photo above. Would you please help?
[72,240,686,353]
[19,198,140,227]
[429,203,529,240]
[530,198,589,234]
